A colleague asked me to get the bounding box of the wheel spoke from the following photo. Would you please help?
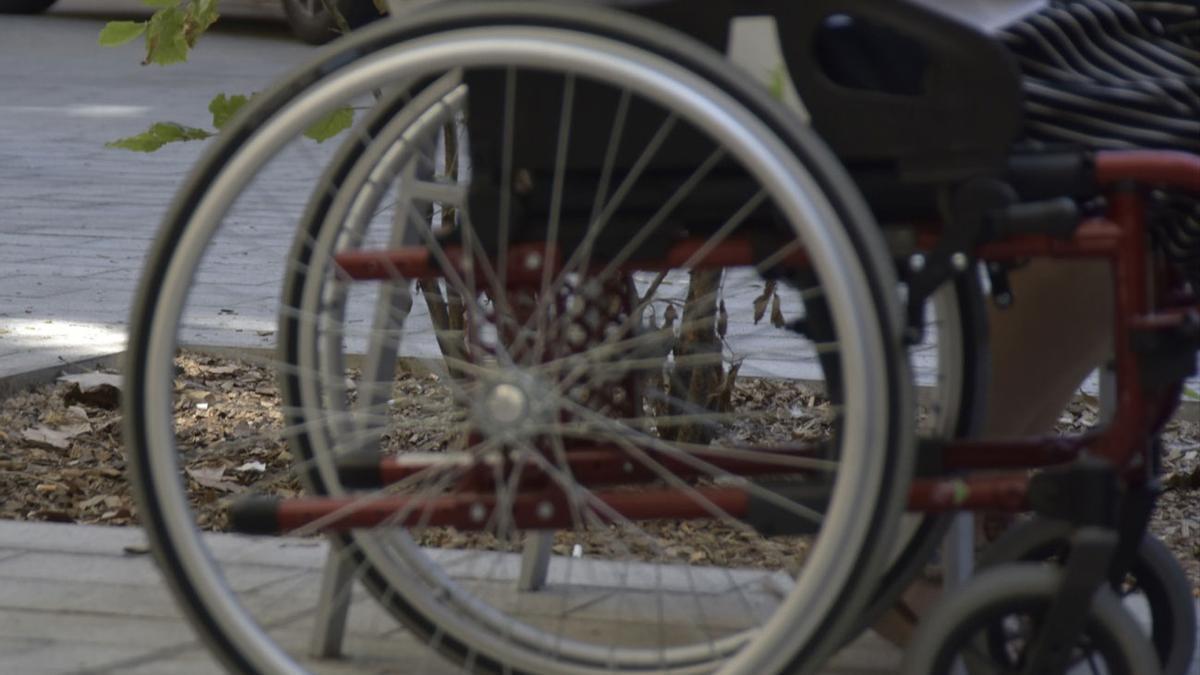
[125,19,908,674]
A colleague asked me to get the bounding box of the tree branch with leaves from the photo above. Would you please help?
[99,0,358,152]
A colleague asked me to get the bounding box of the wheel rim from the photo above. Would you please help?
[131,23,907,675]
[979,520,1196,674]
[908,567,1157,675]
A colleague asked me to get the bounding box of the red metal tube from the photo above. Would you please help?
[908,474,1030,513]
[939,436,1089,471]
[1128,305,1200,331]
[973,219,1122,261]
[269,486,748,533]
[1091,189,1152,470]
[1095,150,1200,192]
[334,245,452,281]
[362,443,832,489]
[332,237,802,283]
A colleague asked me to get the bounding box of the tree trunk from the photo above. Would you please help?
[670,268,723,444]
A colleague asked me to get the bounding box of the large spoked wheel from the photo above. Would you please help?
[903,564,1162,675]
[124,3,914,674]
[277,48,989,662]
[280,55,986,667]
[979,518,1197,675]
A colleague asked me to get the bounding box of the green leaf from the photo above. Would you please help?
[193,0,220,18]
[208,93,249,130]
[98,20,147,47]
[142,0,178,8]
[1185,386,1200,401]
[185,0,221,46]
[767,65,787,102]
[106,122,213,152]
[304,107,354,143]
[143,7,189,66]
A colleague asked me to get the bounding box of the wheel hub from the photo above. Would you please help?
[485,382,528,425]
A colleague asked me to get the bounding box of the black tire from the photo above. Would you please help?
[280,0,381,44]
[979,517,1198,675]
[125,2,914,673]
[903,563,1163,675]
[1,0,57,14]
[850,269,991,641]
[276,6,914,672]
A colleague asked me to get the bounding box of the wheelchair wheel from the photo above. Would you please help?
[903,563,1162,675]
[123,3,914,673]
[850,270,990,639]
[282,69,987,663]
[979,518,1197,675]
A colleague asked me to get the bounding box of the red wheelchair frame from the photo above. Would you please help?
[236,149,1200,534]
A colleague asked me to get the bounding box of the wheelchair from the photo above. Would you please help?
[121,1,1199,673]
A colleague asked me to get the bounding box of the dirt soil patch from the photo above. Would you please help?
[0,352,1196,594]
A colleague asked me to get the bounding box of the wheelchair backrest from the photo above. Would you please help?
[619,0,1024,178]
[459,0,1028,245]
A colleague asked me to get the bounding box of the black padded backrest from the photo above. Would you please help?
[620,0,1024,178]
[459,0,1028,244]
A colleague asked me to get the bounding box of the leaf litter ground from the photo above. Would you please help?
[0,351,1196,596]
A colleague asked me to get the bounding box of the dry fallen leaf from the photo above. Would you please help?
[0,350,1196,596]
[770,293,785,329]
[28,509,74,523]
[64,406,90,422]
[1165,465,1200,490]
[60,372,122,410]
[59,373,123,389]
[186,466,243,494]
[21,424,89,450]
[235,461,266,473]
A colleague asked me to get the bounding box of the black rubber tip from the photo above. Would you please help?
[335,451,384,489]
[228,496,282,535]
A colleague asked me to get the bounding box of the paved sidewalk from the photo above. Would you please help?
[0,3,308,382]
[0,520,907,674]
[0,520,1196,674]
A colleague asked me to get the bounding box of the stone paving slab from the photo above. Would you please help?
[0,520,907,674]
[0,5,310,380]
[1,520,1195,674]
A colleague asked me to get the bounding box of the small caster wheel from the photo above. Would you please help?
[902,563,1162,675]
[980,518,1197,675]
